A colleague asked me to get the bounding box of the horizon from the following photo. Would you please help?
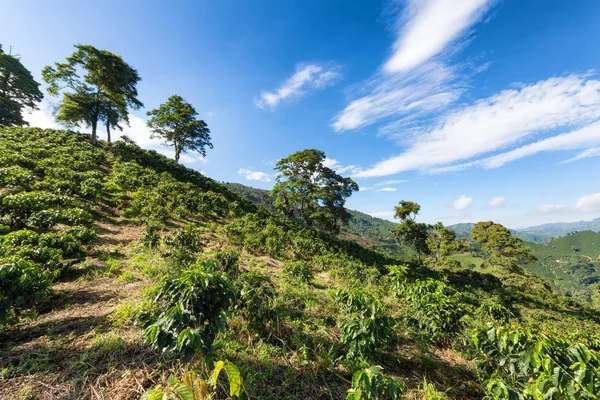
[2,0,599,228]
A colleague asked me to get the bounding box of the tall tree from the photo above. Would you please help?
[471,221,536,273]
[0,44,43,126]
[392,201,430,261]
[42,44,142,144]
[270,149,358,234]
[146,95,212,163]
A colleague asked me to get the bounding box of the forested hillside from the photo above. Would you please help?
[1,127,600,400]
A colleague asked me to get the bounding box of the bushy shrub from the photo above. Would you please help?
[0,258,51,321]
[401,279,467,345]
[346,365,406,400]
[336,288,393,359]
[139,262,235,360]
[213,249,241,276]
[282,261,313,284]
[235,271,276,335]
[472,324,600,399]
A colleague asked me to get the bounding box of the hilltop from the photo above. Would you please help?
[1,128,599,399]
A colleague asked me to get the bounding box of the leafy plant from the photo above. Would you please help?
[235,271,276,335]
[401,279,467,345]
[336,288,393,359]
[346,365,406,400]
[282,261,313,284]
[143,360,242,400]
[472,324,600,399]
[139,262,235,361]
[0,258,51,321]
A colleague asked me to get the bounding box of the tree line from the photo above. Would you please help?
[1,43,210,163]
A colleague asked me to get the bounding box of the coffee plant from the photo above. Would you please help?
[143,360,242,400]
[472,324,600,399]
[401,279,467,345]
[234,271,276,335]
[139,261,235,361]
[346,365,406,400]
[335,288,393,359]
[282,261,313,284]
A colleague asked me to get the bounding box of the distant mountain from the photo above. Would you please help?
[525,231,600,301]
[518,218,600,238]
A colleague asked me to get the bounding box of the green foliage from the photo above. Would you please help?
[143,360,242,400]
[336,288,393,359]
[146,95,212,162]
[139,262,235,361]
[282,261,313,284]
[235,271,276,335]
[270,148,358,234]
[0,48,43,127]
[401,279,467,345]
[472,221,537,273]
[42,44,142,144]
[472,324,600,399]
[0,258,51,321]
[346,365,406,400]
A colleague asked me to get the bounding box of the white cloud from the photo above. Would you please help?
[237,168,271,182]
[256,63,340,109]
[377,187,398,192]
[539,204,567,213]
[574,193,600,213]
[333,61,460,132]
[488,196,505,208]
[355,75,600,177]
[559,146,600,164]
[384,0,493,73]
[452,195,473,210]
[374,179,408,186]
[323,157,362,175]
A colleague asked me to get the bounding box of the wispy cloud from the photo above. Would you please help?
[488,196,505,208]
[377,187,398,192]
[374,179,408,187]
[332,0,495,134]
[333,62,460,132]
[384,0,493,73]
[356,75,600,177]
[452,195,473,210]
[256,63,340,109]
[559,146,600,164]
[237,168,271,182]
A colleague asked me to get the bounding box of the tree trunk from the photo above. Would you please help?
[91,119,98,145]
[106,123,111,144]
[175,145,181,163]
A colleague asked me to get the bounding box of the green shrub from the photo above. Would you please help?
[139,262,235,361]
[346,365,406,400]
[472,324,600,399]
[401,279,467,345]
[235,271,276,335]
[336,288,393,360]
[282,261,313,284]
[0,258,51,321]
[213,250,241,276]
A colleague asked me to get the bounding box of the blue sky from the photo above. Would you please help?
[2,0,600,228]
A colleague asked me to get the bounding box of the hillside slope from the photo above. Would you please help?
[1,128,600,399]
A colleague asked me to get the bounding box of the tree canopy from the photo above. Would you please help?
[0,45,43,127]
[146,95,212,163]
[471,221,537,273]
[270,149,358,234]
[42,44,142,144]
